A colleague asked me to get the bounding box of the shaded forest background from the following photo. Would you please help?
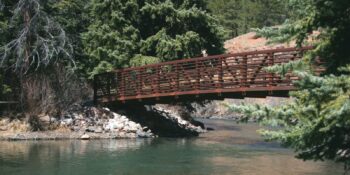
[207,0,288,39]
[0,0,289,114]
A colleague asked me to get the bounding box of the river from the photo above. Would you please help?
[0,119,342,175]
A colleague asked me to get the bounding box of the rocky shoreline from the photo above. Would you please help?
[0,131,151,141]
[0,105,206,141]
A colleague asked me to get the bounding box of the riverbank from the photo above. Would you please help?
[191,97,291,120]
[0,105,206,140]
[0,131,147,140]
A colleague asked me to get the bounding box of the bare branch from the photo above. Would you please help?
[0,0,74,74]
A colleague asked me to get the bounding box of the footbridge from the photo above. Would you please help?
[94,46,314,104]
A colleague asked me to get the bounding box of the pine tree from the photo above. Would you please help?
[229,0,350,171]
[82,0,224,78]
[207,0,288,39]
[0,0,14,101]
[0,0,73,73]
[50,0,90,75]
[0,0,74,112]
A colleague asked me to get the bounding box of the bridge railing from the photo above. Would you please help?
[94,46,314,103]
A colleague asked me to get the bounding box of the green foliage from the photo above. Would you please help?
[89,61,114,79]
[0,0,16,63]
[82,0,224,78]
[129,55,161,67]
[229,0,350,170]
[48,0,91,79]
[50,0,89,61]
[255,0,350,73]
[0,73,11,95]
[207,0,289,39]
[229,67,350,166]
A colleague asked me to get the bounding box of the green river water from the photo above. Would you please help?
[0,119,342,175]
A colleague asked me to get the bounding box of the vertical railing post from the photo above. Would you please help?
[196,60,200,91]
[113,71,118,98]
[268,52,274,87]
[137,68,142,96]
[176,63,180,92]
[218,57,223,89]
[120,71,125,99]
[107,73,111,95]
[110,72,117,96]
[286,53,297,85]
[156,65,160,94]
[261,55,268,86]
[240,55,248,87]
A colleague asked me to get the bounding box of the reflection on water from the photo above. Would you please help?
[0,119,342,175]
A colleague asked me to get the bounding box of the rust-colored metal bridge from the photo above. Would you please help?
[94,46,314,104]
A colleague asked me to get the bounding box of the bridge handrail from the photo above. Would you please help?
[94,46,314,104]
[111,46,313,72]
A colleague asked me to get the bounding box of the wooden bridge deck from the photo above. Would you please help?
[94,46,314,104]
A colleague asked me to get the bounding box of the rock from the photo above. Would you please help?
[74,114,84,120]
[0,126,7,131]
[94,127,103,133]
[122,125,130,132]
[109,133,118,139]
[136,130,153,138]
[86,126,96,132]
[178,120,189,125]
[19,105,157,139]
[81,134,90,140]
[71,126,81,132]
[80,126,87,132]
[136,131,146,137]
[114,122,124,130]
[39,115,51,123]
[191,120,205,129]
[9,134,26,140]
[126,123,139,132]
[124,126,137,133]
[103,124,111,131]
[120,115,128,121]
[206,127,215,131]
[112,113,121,119]
[118,132,127,138]
[61,118,73,126]
[105,119,124,130]
[125,133,137,138]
